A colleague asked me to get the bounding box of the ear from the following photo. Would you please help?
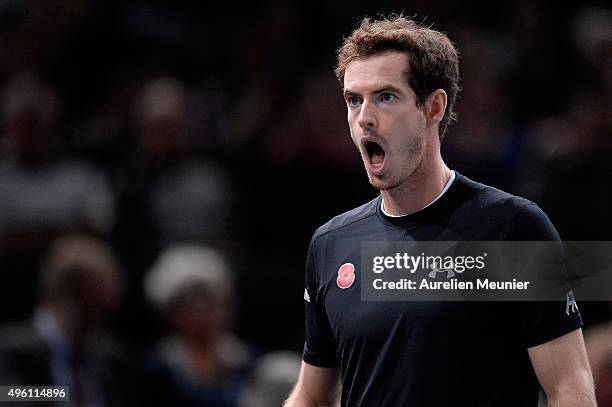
[425,89,448,127]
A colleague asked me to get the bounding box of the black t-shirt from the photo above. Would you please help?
[303,172,582,407]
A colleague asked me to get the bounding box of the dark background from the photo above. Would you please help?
[0,0,611,355]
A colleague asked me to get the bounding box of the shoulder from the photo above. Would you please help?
[456,174,559,240]
[459,175,558,240]
[457,174,533,220]
[311,197,379,242]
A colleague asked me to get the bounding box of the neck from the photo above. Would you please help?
[381,150,451,216]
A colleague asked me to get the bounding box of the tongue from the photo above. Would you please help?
[371,146,385,166]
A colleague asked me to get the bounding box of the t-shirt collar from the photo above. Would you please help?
[381,170,456,218]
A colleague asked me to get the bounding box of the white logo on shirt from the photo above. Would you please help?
[566,292,579,315]
[304,288,311,302]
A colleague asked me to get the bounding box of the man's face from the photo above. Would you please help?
[343,51,429,191]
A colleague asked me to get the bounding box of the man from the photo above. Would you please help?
[0,234,139,407]
[284,16,596,406]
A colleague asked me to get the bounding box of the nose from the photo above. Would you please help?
[357,100,377,130]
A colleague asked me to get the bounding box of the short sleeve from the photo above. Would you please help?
[506,202,583,347]
[303,238,339,367]
[520,298,583,348]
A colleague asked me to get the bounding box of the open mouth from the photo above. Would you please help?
[365,140,386,173]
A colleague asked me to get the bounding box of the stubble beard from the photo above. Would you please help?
[366,129,427,192]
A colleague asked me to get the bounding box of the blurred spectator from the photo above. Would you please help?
[0,73,115,243]
[237,351,301,407]
[133,77,233,245]
[113,76,233,260]
[143,244,252,407]
[0,234,139,407]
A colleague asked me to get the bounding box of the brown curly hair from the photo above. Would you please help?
[335,16,461,140]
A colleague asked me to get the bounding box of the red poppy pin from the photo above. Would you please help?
[337,263,356,289]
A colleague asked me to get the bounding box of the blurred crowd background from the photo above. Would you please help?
[0,0,611,405]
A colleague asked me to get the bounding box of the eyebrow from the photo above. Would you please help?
[343,85,404,99]
[343,89,359,99]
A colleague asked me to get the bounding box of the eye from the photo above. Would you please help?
[346,95,362,107]
[379,92,396,103]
